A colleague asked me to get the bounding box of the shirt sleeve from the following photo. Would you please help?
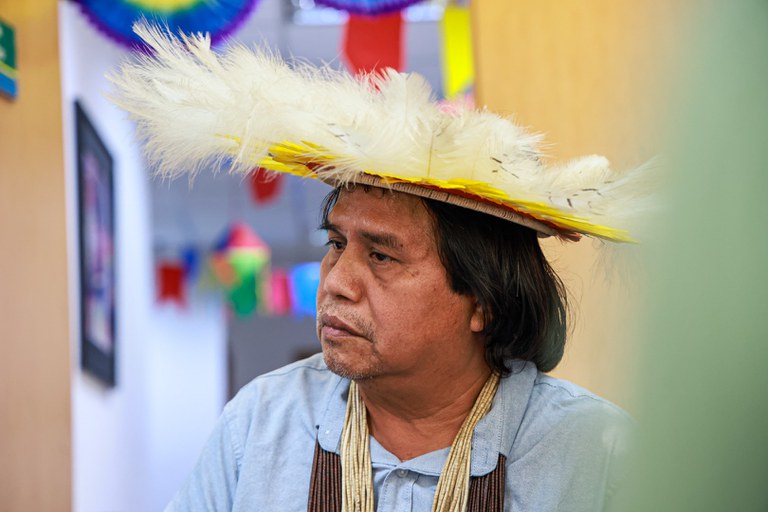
[507,377,637,511]
[601,412,636,512]
[164,401,243,511]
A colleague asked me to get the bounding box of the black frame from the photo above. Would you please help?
[75,101,116,387]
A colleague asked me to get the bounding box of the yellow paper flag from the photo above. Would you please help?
[440,5,474,100]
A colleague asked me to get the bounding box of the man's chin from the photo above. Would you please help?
[322,350,377,381]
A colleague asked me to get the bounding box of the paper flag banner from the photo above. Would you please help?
[440,4,474,100]
[209,222,271,317]
[157,261,186,306]
[342,11,404,75]
[289,262,321,318]
[227,272,259,317]
[249,167,284,205]
[180,245,200,281]
[268,268,293,316]
[213,221,269,252]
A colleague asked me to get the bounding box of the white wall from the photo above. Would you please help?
[59,3,227,510]
[59,0,444,508]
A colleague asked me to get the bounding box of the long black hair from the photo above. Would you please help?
[320,187,568,375]
[422,199,568,374]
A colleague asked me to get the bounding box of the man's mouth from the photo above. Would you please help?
[319,313,363,339]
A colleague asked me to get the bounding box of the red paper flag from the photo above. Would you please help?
[157,261,186,307]
[342,11,404,75]
[249,167,283,205]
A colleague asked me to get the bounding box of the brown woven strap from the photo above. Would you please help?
[466,454,506,512]
[308,438,342,512]
[307,439,506,512]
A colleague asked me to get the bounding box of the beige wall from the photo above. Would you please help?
[0,1,72,510]
[472,1,683,408]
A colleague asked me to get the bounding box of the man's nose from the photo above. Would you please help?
[320,249,363,303]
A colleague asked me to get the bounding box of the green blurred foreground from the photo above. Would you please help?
[620,2,768,511]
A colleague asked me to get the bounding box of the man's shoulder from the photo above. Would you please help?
[512,372,634,459]
[245,352,332,383]
[233,352,338,404]
[505,372,634,503]
[531,373,632,424]
[222,353,343,434]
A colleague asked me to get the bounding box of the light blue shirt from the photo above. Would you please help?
[166,354,633,511]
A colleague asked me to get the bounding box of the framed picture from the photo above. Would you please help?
[76,101,116,387]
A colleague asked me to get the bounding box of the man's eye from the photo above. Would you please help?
[370,251,392,263]
[325,239,344,251]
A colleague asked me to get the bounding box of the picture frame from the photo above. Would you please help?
[75,100,116,387]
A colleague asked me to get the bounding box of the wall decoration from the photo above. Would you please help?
[342,10,404,75]
[76,101,116,387]
[209,222,270,317]
[315,0,423,16]
[439,3,474,100]
[249,167,283,205]
[0,17,18,99]
[157,260,187,306]
[180,244,201,281]
[267,268,292,316]
[289,262,321,318]
[70,0,260,50]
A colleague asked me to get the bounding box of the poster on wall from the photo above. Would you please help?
[76,101,116,387]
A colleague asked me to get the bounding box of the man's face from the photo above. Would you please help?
[316,187,486,383]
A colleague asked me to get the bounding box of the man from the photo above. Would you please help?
[112,24,641,511]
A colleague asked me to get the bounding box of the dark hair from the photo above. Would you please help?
[422,199,568,374]
[320,187,568,375]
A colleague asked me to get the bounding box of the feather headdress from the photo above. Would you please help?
[109,23,654,242]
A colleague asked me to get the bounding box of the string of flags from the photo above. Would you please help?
[104,0,473,317]
[156,221,321,319]
[72,0,474,101]
[339,1,474,102]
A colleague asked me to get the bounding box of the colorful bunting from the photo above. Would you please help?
[156,247,324,319]
[153,222,327,318]
[209,222,270,317]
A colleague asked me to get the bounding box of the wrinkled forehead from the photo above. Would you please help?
[322,186,438,241]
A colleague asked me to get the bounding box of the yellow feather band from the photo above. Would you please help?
[253,141,636,243]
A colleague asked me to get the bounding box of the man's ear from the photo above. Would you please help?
[470,301,486,333]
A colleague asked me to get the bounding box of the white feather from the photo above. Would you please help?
[108,22,656,242]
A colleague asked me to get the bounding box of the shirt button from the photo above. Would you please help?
[396,469,408,477]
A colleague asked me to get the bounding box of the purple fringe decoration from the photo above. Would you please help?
[70,0,260,51]
[314,0,424,16]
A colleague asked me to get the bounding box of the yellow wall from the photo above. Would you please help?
[0,1,72,509]
[472,1,683,408]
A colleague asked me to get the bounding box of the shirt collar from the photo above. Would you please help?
[317,360,539,477]
[470,360,538,475]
